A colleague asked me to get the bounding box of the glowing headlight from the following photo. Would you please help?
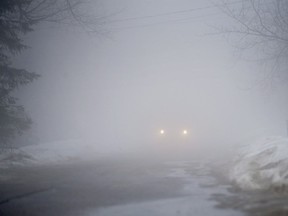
[160,129,165,134]
[183,130,188,135]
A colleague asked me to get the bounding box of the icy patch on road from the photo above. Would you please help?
[86,160,242,216]
[87,194,242,216]
[166,168,190,178]
[164,160,192,167]
[164,160,222,193]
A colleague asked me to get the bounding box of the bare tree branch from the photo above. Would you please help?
[218,0,288,84]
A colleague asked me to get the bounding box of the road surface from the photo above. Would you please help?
[0,154,286,216]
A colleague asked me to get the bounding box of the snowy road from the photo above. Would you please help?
[0,157,243,216]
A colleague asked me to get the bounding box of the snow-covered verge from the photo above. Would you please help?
[0,140,118,168]
[229,136,288,191]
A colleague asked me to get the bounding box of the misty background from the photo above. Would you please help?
[13,0,288,153]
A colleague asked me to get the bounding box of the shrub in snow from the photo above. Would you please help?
[229,136,288,191]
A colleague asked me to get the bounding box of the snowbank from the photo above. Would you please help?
[229,136,288,191]
[0,140,117,166]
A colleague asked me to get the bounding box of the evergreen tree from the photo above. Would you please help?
[0,0,101,146]
[0,0,39,145]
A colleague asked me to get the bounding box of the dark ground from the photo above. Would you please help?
[1,154,288,216]
[0,156,198,216]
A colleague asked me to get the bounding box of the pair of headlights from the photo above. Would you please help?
[160,130,188,135]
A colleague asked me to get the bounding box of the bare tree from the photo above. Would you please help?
[2,0,104,31]
[218,0,288,85]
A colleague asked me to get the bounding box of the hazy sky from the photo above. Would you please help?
[14,0,288,150]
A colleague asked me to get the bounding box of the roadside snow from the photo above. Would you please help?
[0,140,117,167]
[229,136,288,191]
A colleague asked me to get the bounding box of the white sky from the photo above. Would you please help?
[14,0,288,151]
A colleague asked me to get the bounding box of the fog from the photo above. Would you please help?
[14,0,288,155]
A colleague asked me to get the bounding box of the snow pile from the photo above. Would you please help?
[0,140,112,166]
[229,136,288,191]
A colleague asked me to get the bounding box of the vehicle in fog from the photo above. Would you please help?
[153,127,193,153]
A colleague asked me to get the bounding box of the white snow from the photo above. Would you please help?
[229,136,288,191]
[0,139,119,167]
